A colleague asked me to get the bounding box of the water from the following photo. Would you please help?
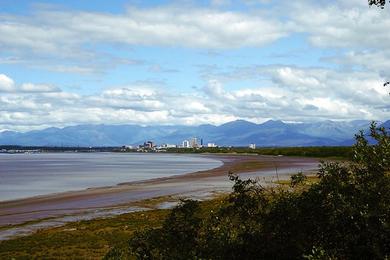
[0,152,222,202]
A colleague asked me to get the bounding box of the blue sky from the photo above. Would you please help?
[0,0,389,131]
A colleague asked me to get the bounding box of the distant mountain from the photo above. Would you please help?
[381,120,390,129]
[0,119,383,147]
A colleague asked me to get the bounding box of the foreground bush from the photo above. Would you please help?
[106,123,390,259]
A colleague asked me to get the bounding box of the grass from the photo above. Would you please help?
[0,209,169,259]
[0,196,226,259]
[274,174,320,190]
[229,161,268,172]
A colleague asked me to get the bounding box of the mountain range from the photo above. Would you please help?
[0,120,388,147]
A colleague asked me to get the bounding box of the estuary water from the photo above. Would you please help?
[0,153,222,202]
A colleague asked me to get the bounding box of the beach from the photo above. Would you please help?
[0,154,319,240]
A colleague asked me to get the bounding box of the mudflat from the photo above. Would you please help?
[0,154,319,228]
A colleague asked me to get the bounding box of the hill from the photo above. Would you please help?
[0,120,383,147]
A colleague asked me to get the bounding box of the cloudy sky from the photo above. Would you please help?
[0,0,389,131]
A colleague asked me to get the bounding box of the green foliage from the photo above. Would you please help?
[116,123,390,259]
[166,146,352,159]
[126,199,202,259]
[290,171,308,187]
[303,246,333,260]
[369,0,387,8]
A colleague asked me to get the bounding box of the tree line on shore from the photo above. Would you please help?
[166,146,353,159]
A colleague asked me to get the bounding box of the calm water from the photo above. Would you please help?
[0,153,222,202]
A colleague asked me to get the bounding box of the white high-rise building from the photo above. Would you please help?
[249,143,256,149]
[182,140,190,148]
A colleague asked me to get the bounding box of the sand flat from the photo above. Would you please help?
[0,154,319,228]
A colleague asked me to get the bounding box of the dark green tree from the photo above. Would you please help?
[369,0,387,8]
[128,199,202,260]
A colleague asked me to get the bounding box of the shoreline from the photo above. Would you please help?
[0,154,320,239]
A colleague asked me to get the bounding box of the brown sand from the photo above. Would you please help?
[0,154,320,227]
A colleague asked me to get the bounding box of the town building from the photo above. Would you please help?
[139,141,155,150]
[190,137,199,148]
[160,143,177,148]
[182,140,190,148]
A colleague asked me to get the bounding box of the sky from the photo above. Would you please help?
[0,0,389,131]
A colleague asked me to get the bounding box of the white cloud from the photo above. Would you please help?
[203,79,236,100]
[20,83,60,93]
[327,50,390,80]
[1,1,387,79]
[287,1,390,54]
[195,64,390,121]
[0,74,61,93]
[0,5,291,75]
[0,74,15,92]
[210,0,231,6]
[0,1,390,131]
[0,6,288,56]
[1,70,389,132]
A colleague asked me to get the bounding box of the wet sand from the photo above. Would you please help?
[0,154,319,234]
